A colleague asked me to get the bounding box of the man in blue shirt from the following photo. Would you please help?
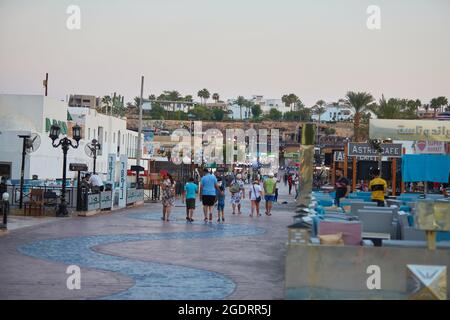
[200,168,221,222]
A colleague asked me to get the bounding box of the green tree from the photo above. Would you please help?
[244,99,254,119]
[251,104,262,119]
[191,104,213,120]
[268,108,282,121]
[149,104,166,119]
[197,89,210,105]
[324,127,336,135]
[282,94,300,111]
[212,93,220,103]
[235,96,246,120]
[312,103,326,123]
[287,94,299,111]
[345,91,375,142]
[430,96,448,117]
[212,107,225,121]
[101,95,112,114]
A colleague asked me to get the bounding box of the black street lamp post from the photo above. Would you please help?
[18,134,30,209]
[90,139,101,174]
[49,124,81,217]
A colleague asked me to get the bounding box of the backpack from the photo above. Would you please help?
[229,180,241,193]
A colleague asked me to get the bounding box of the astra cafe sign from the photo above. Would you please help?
[334,150,378,162]
[348,142,403,158]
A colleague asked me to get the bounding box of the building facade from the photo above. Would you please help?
[311,104,354,122]
[0,94,143,183]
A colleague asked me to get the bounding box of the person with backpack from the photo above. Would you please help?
[249,179,264,217]
[230,173,245,215]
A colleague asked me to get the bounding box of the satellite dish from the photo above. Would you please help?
[25,133,41,154]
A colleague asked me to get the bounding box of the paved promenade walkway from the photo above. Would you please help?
[0,183,295,300]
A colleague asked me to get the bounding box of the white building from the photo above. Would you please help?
[0,94,144,183]
[227,96,289,119]
[311,104,354,122]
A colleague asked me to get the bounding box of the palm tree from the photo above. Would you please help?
[212,93,220,103]
[236,96,246,120]
[430,98,440,118]
[345,91,375,142]
[282,95,289,108]
[369,95,401,119]
[244,99,254,121]
[197,89,210,106]
[313,104,326,123]
[101,95,112,114]
[436,96,448,113]
[288,94,299,112]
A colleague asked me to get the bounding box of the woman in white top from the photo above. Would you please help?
[249,179,264,217]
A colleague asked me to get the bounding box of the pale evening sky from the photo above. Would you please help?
[0,0,449,106]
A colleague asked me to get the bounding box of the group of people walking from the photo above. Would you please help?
[159,169,278,223]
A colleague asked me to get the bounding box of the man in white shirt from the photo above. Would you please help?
[86,173,104,193]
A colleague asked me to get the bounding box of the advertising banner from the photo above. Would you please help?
[414,141,446,154]
[107,154,116,184]
[143,130,155,159]
[370,119,450,142]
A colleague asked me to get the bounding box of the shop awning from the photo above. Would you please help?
[401,154,450,183]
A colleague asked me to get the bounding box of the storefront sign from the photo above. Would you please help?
[87,193,100,211]
[370,119,450,142]
[348,143,402,158]
[319,136,347,148]
[126,188,144,204]
[334,150,377,162]
[414,141,446,154]
[107,154,116,184]
[118,154,127,208]
[100,191,112,209]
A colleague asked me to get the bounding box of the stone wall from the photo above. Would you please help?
[285,244,450,299]
[126,117,354,138]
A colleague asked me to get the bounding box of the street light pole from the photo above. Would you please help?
[137,76,144,168]
[49,124,81,217]
[90,139,101,174]
[18,135,30,209]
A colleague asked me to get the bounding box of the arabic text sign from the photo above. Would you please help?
[348,143,402,158]
[370,119,450,142]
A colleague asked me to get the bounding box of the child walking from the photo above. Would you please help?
[183,177,198,222]
[216,177,226,223]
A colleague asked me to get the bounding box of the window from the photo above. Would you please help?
[113,132,115,143]
[88,128,91,140]
[105,131,107,143]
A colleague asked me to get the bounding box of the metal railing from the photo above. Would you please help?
[5,184,77,208]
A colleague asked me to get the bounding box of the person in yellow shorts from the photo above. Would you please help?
[369,168,387,207]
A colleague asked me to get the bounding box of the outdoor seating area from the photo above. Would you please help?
[294,191,450,248]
